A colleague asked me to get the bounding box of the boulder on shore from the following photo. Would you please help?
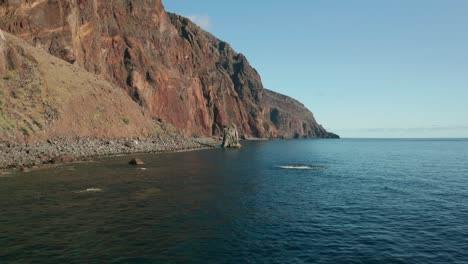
[129,158,144,165]
[222,126,242,148]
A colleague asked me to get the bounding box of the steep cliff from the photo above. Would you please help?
[263,89,339,139]
[0,31,160,141]
[0,0,338,139]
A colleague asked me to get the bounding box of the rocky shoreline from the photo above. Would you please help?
[0,135,221,170]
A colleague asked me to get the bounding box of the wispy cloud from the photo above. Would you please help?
[186,14,211,30]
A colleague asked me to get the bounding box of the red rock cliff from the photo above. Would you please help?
[0,0,338,138]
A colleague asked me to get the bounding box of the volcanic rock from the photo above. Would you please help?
[222,126,241,148]
[129,158,145,166]
[0,0,338,139]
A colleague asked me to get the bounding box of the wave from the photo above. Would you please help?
[0,172,12,178]
[75,188,103,193]
[276,165,326,170]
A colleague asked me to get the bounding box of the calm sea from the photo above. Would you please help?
[1,139,468,263]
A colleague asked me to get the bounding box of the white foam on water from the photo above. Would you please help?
[276,165,325,170]
[0,172,13,177]
[75,188,103,193]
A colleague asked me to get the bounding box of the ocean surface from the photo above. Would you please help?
[1,139,468,263]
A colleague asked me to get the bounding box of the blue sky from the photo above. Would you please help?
[163,0,468,138]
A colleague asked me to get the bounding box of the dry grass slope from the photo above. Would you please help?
[0,32,162,141]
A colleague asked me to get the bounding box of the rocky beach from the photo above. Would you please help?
[0,136,220,170]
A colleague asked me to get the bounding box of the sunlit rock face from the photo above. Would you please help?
[222,126,241,148]
[0,0,338,139]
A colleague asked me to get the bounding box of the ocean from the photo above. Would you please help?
[1,139,467,263]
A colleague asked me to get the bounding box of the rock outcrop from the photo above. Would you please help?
[222,126,241,148]
[0,0,338,139]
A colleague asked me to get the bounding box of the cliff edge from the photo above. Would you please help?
[0,0,338,139]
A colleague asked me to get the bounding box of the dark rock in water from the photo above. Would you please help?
[19,167,31,173]
[129,158,145,165]
[51,155,74,164]
[222,126,242,148]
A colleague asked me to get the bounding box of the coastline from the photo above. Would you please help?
[0,136,221,170]
[0,136,339,171]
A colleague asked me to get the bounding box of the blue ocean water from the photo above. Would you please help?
[1,139,467,263]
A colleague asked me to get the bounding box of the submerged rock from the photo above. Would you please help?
[222,126,242,148]
[129,158,145,165]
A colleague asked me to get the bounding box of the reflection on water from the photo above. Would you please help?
[1,139,468,263]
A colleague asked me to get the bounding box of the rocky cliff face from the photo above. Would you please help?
[0,0,338,139]
[263,89,339,139]
[0,31,160,140]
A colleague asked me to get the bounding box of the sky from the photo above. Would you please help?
[163,0,468,138]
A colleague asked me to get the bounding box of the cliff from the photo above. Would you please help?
[263,89,339,138]
[0,31,161,141]
[0,0,338,139]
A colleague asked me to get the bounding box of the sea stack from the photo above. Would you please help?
[222,126,242,148]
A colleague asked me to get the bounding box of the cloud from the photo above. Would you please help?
[186,14,211,30]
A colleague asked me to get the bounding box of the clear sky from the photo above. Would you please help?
[163,0,468,138]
